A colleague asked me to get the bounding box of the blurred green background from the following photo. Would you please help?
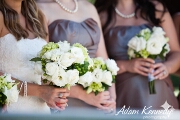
[88,0,95,4]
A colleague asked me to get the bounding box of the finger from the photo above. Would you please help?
[101,95,111,100]
[152,63,163,69]
[154,71,164,80]
[97,104,109,111]
[137,69,148,76]
[56,103,67,108]
[153,67,164,76]
[55,88,67,93]
[138,66,151,73]
[101,91,110,96]
[101,99,114,105]
[56,92,70,98]
[54,98,68,104]
[140,58,155,63]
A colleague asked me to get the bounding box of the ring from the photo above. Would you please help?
[58,93,63,98]
[163,71,167,76]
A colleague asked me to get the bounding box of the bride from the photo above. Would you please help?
[0,0,69,114]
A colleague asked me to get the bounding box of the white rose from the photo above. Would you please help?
[66,69,79,86]
[105,59,119,75]
[96,57,105,65]
[50,49,61,62]
[5,74,13,82]
[146,37,163,55]
[92,68,103,83]
[58,53,75,69]
[87,57,94,69]
[163,43,170,56]
[58,41,71,53]
[51,68,67,87]
[139,28,151,36]
[128,48,136,58]
[42,51,52,59]
[102,71,112,86]
[34,62,43,75]
[4,85,19,103]
[152,27,165,36]
[150,34,167,47]
[128,36,146,52]
[45,62,59,76]
[42,74,52,81]
[78,72,93,88]
[71,47,85,64]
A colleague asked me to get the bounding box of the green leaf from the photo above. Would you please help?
[30,57,41,62]
[102,83,111,91]
[95,91,99,96]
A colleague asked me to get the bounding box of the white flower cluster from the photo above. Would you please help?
[128,27,170,59]
[32,41,89,88]
[78,57,119,95]
[0,74,19,106]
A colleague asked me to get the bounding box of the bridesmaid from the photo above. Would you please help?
[95,0,180,109]
[36,0,116,112]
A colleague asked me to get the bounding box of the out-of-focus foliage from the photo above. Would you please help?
[88,0,96,4]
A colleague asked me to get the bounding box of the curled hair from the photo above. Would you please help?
[0,0,47,40]
[95,0,167,32]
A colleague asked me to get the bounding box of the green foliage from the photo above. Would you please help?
[88,0,96,4]
[67,61,89,76]
[0,92,7,107]
[30,57,41,62]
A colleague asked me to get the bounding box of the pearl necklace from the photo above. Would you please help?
[55,0,78,14]
[115,7,135,19]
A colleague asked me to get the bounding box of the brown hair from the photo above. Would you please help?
[0,0,47,40]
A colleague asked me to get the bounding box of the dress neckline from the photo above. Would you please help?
[113,23,151,29]
[48,18,97,26]
[104,23,152,36]
[0,33,39,41]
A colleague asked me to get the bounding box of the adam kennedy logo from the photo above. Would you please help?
[115,101,175,119]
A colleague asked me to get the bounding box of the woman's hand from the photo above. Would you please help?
[38,85,70,111]
[101,98,116,114]
[126,58,155,76]
[82,91,111,109]
[152,63,169,80]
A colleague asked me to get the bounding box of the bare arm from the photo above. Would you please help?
[152,3,180,79]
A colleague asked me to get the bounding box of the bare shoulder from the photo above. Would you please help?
[152,1,166,11]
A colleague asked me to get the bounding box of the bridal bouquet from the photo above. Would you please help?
[0,74,19,107]
[127,27,170,94]
[78,57,119,95]
[31,41,90,89]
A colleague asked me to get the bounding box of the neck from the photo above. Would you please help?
[5,0,22,14]
[117,0,135,11]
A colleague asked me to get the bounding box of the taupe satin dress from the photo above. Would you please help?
[104,24,179,109]
[49,18,100,108]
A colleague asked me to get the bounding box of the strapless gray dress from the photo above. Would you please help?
[104,24,179,109]
[49,18,100,109]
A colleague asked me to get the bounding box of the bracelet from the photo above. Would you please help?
[19,81,24,93]
[24,81,27,97]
